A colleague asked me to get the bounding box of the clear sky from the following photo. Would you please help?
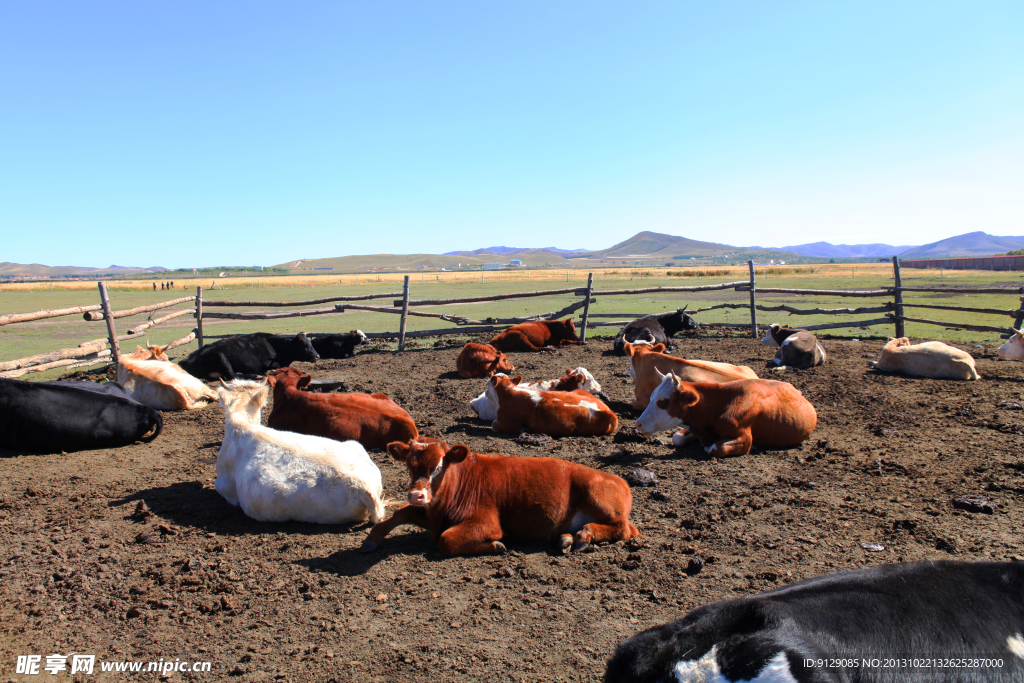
[1,2,1021,268]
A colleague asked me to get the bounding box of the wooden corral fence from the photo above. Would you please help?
[3,257,1024,378]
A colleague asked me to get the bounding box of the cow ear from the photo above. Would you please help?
[510,376,523,385]
[266,373,278,387]
[387,441,411,461]
[296,375,312,390]
[653,343,666,353]
[445,445,470,463]
[623,342,634,356]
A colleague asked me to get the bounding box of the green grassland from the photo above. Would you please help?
[3,266,1023,381]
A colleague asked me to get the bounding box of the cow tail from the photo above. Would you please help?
[141,410,163,443]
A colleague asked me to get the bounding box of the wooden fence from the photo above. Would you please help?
[3,257,1023,378]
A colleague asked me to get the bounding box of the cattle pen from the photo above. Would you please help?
[2,258,1023,378]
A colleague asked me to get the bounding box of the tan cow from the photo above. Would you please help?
[623,342,758,410]
[870,338,979,380]
[118,345,218,410]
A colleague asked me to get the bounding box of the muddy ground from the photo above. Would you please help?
[2,332,1023,682]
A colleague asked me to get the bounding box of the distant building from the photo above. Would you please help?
[483,262,503,270]
[446,263,462,269]
[509,259,522,266]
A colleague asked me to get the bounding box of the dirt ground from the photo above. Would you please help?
[2,332,1023,682]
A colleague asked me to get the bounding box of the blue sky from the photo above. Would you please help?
[1,2,1021,268]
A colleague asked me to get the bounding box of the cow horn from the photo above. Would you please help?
[680,305,688,312]
[655,368,667,379]
[218,378,229,387]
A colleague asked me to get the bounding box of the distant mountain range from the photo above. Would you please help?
[4,230,1020,279]
[780,242,914,258]
[0,262,166,278]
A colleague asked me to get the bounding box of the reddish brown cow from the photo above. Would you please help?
[456,343,515,379]
[634,371,817,456]
[266,368,418,449]
[488,319,581,352]
[488,375,617,436]
[361,439,640,556]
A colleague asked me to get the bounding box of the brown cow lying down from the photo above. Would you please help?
[266,368,418,449]
[624,342,758,409]
[870,337,979,380]
[456,342,514,379]
[361,438,640,556]
[760,324,826,370]
[634,371,817,456]
[489,319,581,352]
[487,375,617,436]
[118,344,218,410]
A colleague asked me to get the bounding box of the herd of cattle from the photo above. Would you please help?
[2,312,1023,681]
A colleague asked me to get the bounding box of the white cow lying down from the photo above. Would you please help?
[469,367,604,422]
[215,379,386,524]
[118,344,218,410]
[870,337,979,380]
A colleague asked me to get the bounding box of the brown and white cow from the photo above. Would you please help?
[489,319,581,352]
[486,374,618,436]
[870,338,979,380]
[266,368,418,449]
[117,344,218,410]
[456,342,515,379]
[469,367,606,421]
[760,324,826,370]
[634,371,817,456]
[623,342,758,410]
[360,438,640,556]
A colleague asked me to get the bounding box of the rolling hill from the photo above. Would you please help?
[897,232,1024,259]
[0,262,166,278]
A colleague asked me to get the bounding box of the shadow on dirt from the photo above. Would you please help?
[108,481,374,537]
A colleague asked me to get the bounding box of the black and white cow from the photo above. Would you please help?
[179,332,319,381]
[761,324,826,370]
[0,378,162,453]
[311,330,368,359]
[605,560,1024,683]
[613,308,699,355]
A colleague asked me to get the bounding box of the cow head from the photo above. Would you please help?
[216,378,270,426]
[387,439,467,506]
[289,333,320,362]
[998,329,1024,360]
[623,342,667,381]
[550,370,586,392]
[634,370,697,435]
[351,330,368,345]
[554,319,580,342]
[761,324,782,347]
[658,308,700,336]
[489,347,515,376]
[566,367,601,394]
[266,367,310,390]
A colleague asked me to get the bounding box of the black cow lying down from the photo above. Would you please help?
[605,560,1024,683]
[40,379,139,402]
[761,323,826,370]
[613,308,698,355]
[0,378,162,453]
[311,330,368,359]
[178,332,319,380]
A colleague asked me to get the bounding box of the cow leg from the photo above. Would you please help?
[705,431,753,457]
[360,505,429,552]
[437,516,505,556]
[672,429,696,447]
[214,353,236,381]
[573,521,640,551]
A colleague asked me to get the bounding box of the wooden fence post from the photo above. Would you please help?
[892,256,905,338]
[398,276,410,351]
[1013,294,1024,332]
[98,281,120,366]
[579,272,594,343]
[747,261,757,338]
[196,286,204,348]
